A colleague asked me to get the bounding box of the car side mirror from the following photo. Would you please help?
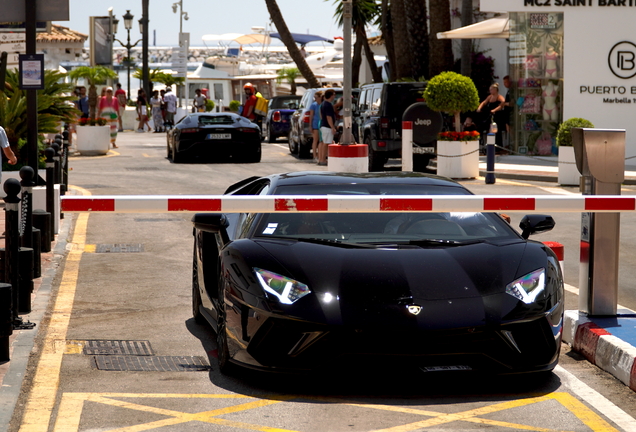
[519,215,555,239]
[192,213,229,232]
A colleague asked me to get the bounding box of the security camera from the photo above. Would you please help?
[183,12,189,21]
[172,3,178,13]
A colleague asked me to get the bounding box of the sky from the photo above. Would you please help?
[55,0,346,47]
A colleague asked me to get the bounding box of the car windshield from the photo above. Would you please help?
[271,98,300,109]
[253,184,519,244]
[198,115,235,125]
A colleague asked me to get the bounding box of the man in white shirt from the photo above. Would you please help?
[163,87,178,128]
[0,126,18,183]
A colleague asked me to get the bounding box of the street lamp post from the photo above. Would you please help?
[112,10,143,102]
[172,1,189,108]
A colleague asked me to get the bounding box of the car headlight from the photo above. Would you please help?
[254,268,311,304]
[505,269,545,304]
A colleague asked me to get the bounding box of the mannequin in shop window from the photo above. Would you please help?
[545,47,559,78]
[542,80,559,122]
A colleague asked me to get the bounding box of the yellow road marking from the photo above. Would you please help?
[83,244,96,253]
[51,392,619,432]
[18,187,90,432]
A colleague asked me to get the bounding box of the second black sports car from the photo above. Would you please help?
[167,112,261,163]
[192,172,564,375]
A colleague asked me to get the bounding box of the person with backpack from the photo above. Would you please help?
[242,83,257,121]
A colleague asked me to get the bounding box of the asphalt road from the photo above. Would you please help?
[7,131,636,432]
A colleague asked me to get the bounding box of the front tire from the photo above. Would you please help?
[298,138,312,159]
[172,144,184,163]
[288,130,298,155]
[216,299,235,375]
[267,125,276,143]
[192,243,205,325]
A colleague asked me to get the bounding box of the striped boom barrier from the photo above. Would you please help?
[60,195,636,213]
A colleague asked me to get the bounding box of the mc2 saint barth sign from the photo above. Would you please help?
[482,0,636,9]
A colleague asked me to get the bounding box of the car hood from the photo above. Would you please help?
[252,238,534,301]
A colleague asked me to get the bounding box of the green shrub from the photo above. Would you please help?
[229,100,241,112]
[205,99,216,112]
[556,118,594,147]
[423,71,479,132]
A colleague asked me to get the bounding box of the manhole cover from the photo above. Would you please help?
[83,340,154,356]
[94,355,211,372]
[95,244,144,253]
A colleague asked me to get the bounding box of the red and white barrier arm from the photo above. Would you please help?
[60,195,636,213]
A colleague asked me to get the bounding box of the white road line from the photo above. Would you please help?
[272,144,288,150]
[555,365,636,431]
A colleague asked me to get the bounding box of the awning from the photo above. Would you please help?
[270,32,333,46]
[437,13,509,40]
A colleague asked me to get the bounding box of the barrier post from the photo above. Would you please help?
[402,121,413,172]
[20,166,35,249]
[4,179,21,326]
[485,133,496,184]
[51,141,61,186]
[45,147,56,237]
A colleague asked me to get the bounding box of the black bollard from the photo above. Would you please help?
[18,248,34,314]
[51,142,61,186]
[45,147,56,237]
[485,133,496,185]
[20,166,35,249]
[62,128,70,196]
[4,179,21,326]
[0,283,12,361]
[31,228,41,278]
[32,210,52,253]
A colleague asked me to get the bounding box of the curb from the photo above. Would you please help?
[564,310,636,392]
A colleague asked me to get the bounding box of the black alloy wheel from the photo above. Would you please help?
[192,242,205,325]
[288,130,298,155]
[216,297,234,375]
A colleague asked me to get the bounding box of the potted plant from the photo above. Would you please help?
[68,66,118,155]
[229,100,241,113]
[556,117,594,185]
[423,72,480,178]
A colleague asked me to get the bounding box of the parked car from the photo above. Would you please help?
[192,171,564,375]
[357,82,433,171]
[166,112,261,163]
[288,87,343,159]
[262,95,301,142]
[334,88,361,143]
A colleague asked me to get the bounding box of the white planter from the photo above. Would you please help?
[436,140,479,179]
[558,146,581,186]
[122,107,138,131]
[76,125,110,156]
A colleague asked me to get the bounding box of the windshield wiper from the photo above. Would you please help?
[407,238,486,247]
[256,235,377,248]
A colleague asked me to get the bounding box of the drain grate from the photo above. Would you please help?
[83,340,154,356]
[95,244,144,253]
[94,355,211,372]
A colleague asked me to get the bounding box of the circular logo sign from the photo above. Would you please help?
[402,103,443,144]
[608,41,636,79]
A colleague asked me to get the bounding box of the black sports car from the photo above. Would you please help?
[167,112,261,163]
[192,172,564,375]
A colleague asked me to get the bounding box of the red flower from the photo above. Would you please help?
[437,131,480,141]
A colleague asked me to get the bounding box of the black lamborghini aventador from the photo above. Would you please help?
[192,172,564,375]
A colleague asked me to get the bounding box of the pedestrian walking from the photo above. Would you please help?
[318,89,337,166]
[114,83,127,132]
[0,126,18,183]
[150,90,163,133]
[136,89,151,132]
[98,87,120,148]
[309,91,323,162]
[163,87,177,129]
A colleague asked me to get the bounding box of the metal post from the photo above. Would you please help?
[402,121,413,172]
[0,283,11,361]
[485,133,496,184]
[142,0,150,98]
[340,0,354,145]
[45,148,56,237]
[20,166,35,250]
[62,128,70,195]
[4,179,21,326]
[51,141,61,185]
[25,0,39,181]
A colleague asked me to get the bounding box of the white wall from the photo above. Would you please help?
[482,0,636,162]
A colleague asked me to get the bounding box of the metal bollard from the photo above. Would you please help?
[32,210,52,253]
[4,179,21,326]
[62,128,70,196]
[45,147,56,237]
[18,248,34,314]
[485,133,496,184]
[31,228,41,278]
[51,142,61,186]
[0,283,12,361]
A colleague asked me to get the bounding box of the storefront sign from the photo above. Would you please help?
[483,0,636,9]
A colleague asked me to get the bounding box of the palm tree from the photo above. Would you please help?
[404,0,429,80]
[429,0,454,77]
[276,67,301,95]
[331,0,383,85]
[265,0,320,88]
[380,0,396,81]
[390,0,413,80]
[68,66,118,119]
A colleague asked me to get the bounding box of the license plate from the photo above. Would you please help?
[413,146,435,154]
[420,365,472,372]
[207,133,231,139]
